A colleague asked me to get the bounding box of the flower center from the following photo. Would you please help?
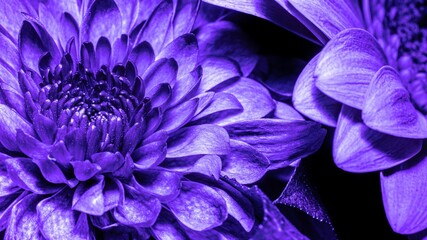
[378,0,427,112]
[37,47,150,156]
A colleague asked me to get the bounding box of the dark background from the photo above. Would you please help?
[230,12,407,240]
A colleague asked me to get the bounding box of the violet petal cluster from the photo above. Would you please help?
[0,0,326,239]
[203,0,427,235]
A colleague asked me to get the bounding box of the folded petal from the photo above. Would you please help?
[19,19,61,71]
[0,161,20,197]
[16,129,51,160]
[225,119,326,164]
[37,188,89,240]
[157,33,198,79]
[193,92,243,123]
[197,21,258,76]
[334,106,421,172]
[274,102,304,121]
[33,113,57,144]
[0,103,34,152]
[5,158,60,194]
[173,0,201,37]
[137,0,173,54]
[133,138,167,169]
[96,37,112,68]
[151,210,190,240]
[146,83,172,108]
[81,0,122,44]
[72,176,105,216]
[216,78,275,125]
[293,54,341,127]
[0,1,37,40]
[166,181,227,231]
[222,139,269,184]
[159,98,198,133]
[113,186,161,227]
[198,56,241,93]
[142,58,177,94]
[166,124,230,158]
[363,66,427,139]
[5,194,44,240]
[287,0,364,39]
[381,149,427,234]
[315,28,388,109]
[128,41,155,76]
[133,169,181,200]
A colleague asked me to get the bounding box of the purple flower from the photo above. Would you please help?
[203,0,427,235]
[0,0,325,239]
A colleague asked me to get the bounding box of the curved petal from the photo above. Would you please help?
[166,181,227,231]
[166,124,230,158]
[173,0,201,38]
[5,194,44,240]
[113,186,161,227]
[293,54,341,127]
[363,66,427,139]
[198,56,242,93]
[287,0,364,39]
[157,33,198,79]
[0,1,37,40]
[159,98,199,133]
[216,78,275,125]
[129,41,155,76]
[19,19,61,71]
[274,102,304,121]
[72,177,105,216]
[137,0,173,54]
[334,106,421,172]
[197,21,258,76]
[142,58,177,94]
[381,148,427,234]
[192,92,243,123]
[81,0,122,44]
[133,169,181,200]
[5,158,61,194]
[222,139,270,184]
[225,119,326,164]
[37,188,89,240]
[315,28,388,109]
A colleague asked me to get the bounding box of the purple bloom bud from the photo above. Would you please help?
[0,0,325,238]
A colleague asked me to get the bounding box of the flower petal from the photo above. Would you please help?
[287,0,364,39]
[137,0,173,54]
[192,92,243,123]
[213,186,255,232]
[19,19,61,71]
[362,66,427,139]
[173,0,201,37]
[197,21,258,76]
[113,186,161,227]
[167,181,227,231]
[216,78,275,125]
[0,1,37,40]
[152,210,190,240]
[133,169,181,200]
[5,194,44,240]
[0,103,34,152]
[159,98,199,133]
[16,129,51,160]
[72,176,105,216]
[157,33,198,80]
[225,119,326,164]
[0,160,20,197]
[37,188,89,240]
[81,0,122,44]
[315,28,388,109]
[128,41,155,76]
[274,102,304,121]
[70,160,102,182]
[222,139,270,184]
[133,135,168,169]
[201,0,320,44]
[293,54,341,127]
[96,37,112,68]
[32,113,57,144]
[198,56,241,93]
[381,149,427,234]
[334,106,421,172]
[142,58,177,94]
[166,124,230,158]
[5,158,60,194]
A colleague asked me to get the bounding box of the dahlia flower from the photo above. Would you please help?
[203,0,427,235]
[0,0,326,238]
